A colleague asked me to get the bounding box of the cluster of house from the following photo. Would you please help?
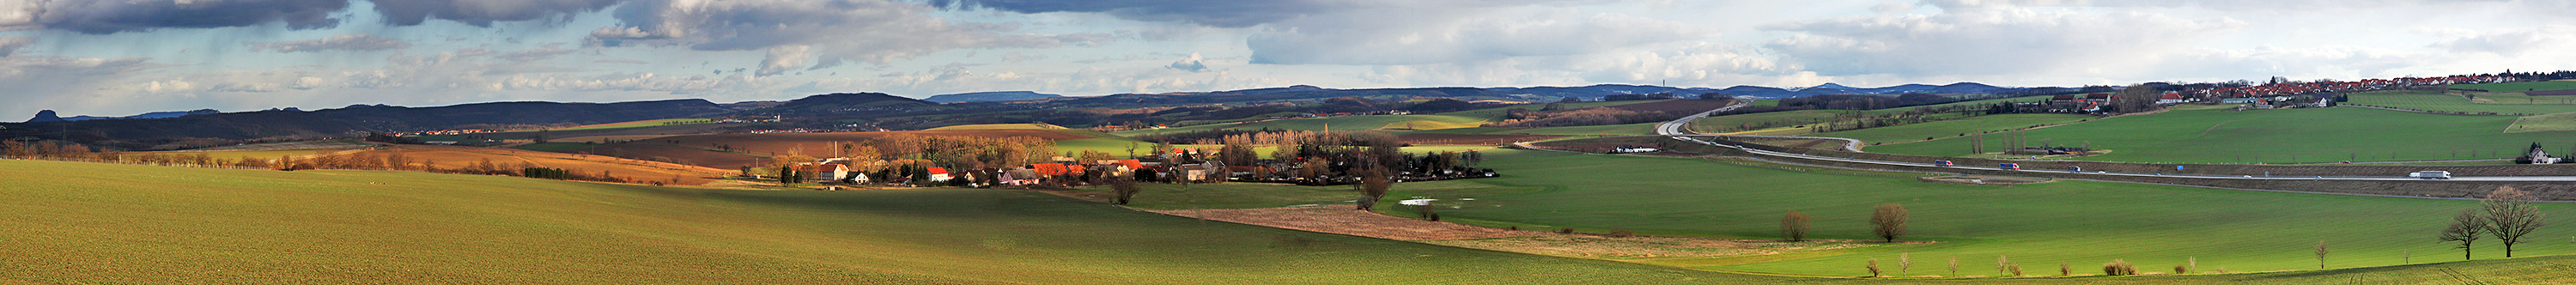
[2520,142,2564,165]
[2188,75,2512,99]
[780,156,1151,186]
[2223,94,2336,110]
[711,116,783,124]
[398,129,498,136]
[775,146,1498,187]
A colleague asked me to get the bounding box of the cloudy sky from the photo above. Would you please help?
[5,0,2575,120]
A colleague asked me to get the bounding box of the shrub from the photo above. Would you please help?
[1867,258,1883,277]
[1558,227,1575,233]
[2103,259,2137,276]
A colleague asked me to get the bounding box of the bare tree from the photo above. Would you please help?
[1110,176,1141,205]
[1947,256,1959,276]
[1354,167,1392,210]
[2438,209,2487,260]
[1780,210,1810,241]
[2313,241,2330,269]
[1871,203,1910,242]
[1866,258,1882,277]
[1899,252,1911,275]
[2483,186,2546,258]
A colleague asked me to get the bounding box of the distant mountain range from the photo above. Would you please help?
[3,100,738,149]
[923,91,1062,103]
[4,81,2032,150]
[26,109,222,123]
[912,82,2019,104]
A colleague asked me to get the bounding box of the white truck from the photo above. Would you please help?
[2409,171,2452,179]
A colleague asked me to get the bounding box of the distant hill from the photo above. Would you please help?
[1710,82,2017,98]
[923,91,1062,103]
[751,93,937,114]
[2,100,736,150]
[1485,84,1716,100]
[26,109,220,123]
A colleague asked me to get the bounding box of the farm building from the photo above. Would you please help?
[927,167,953,182]
[793,164,852,183]
[2156,93,2185,105]
[1000,169,1042,185]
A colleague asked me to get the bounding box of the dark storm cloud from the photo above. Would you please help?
[8,0,350,33]
[368,0,623,27]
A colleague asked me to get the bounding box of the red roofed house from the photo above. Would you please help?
[927,167,953,182]
[2156,92,2185,105]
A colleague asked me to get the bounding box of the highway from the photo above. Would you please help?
[1643,105,2576,182]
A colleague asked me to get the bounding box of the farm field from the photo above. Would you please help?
[359,144,733,185]
[412,123,742,142]
[1813,114,2097,145]
[14,157,2576,282]
[2507,112,2576,133]
[1344,149,2576,276]
[927,123,1069,130]
[2454,81,2576,92]
[1423,122,1662,136]
[547,118,714,131]
[0,160,1820,283]
[2345,90,2576,115]
[1866,106,2576,163]
[1687,96,2047,134]
[129,149,355,161]
[1111,100,1666,137]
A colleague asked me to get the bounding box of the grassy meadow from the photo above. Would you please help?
[10,155,2576,282]
[927,123,1071,130]
[0,159,1794,284]
[1864,106,2576,163]
[2345,90,2576,115]
[1814,113,2096,145]
[2454,81,2576,92]
[549,118,714,131]
[1094,149,2576,277]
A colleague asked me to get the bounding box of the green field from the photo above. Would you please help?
[549,118,714,131]
[1408,122,1662,136]
[132,149,349,161]
[2455,81,2576,92]
[2345,90,2576,115]
[2508,112,2576,133]
[1815,114,2097,145]
[509,142,601,152]
[1867,106,2576,163]
[1100,149,2576,277]
[1689,97,2048,134]
[0,159,1802,283]
[1111,100,1659,136]
[15,157,2576,282]
[927,123,1069,130]
[1692,110,1849,133]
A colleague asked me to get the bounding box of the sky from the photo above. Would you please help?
[5,0,2576,120]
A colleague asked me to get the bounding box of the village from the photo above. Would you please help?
[755,142,1497,190]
